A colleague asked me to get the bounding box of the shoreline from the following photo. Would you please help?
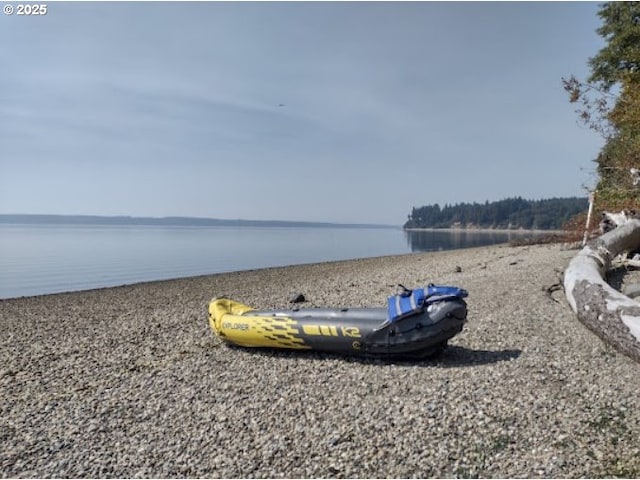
[0,244,510,302]
[403,227,566,234]
[1,226,566,301]
[2,242,639,478]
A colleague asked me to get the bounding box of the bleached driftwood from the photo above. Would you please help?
[564,219,640,362]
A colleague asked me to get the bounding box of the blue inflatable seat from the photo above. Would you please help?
[387,284,468,322]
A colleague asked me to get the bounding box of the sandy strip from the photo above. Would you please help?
[1,243,639,478]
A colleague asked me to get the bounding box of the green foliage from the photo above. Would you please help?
[404,197,588,230]
[563,2,640,213]
[588,2,640,90]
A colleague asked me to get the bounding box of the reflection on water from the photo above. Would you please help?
[0,224,555,299]
[404,229,549,252]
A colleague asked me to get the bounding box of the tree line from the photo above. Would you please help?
[404,197,589,230]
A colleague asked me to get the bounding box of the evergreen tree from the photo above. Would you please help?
[403,197,588,230]
[588,3,640,90]
[563,2,640,212]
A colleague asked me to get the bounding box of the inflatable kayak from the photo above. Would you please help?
[208,284,468,359]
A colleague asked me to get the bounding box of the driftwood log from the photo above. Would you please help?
[564,219,640,363]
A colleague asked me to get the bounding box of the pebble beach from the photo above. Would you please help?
[1,242,639,478]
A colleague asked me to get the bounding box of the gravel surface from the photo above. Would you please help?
[1,243,639,478]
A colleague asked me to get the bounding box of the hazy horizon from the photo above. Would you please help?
[0,212,399,227]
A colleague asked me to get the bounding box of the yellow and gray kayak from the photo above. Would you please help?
[208,284,468,359]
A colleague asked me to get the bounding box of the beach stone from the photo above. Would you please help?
[288,292,306,303]
[1,243,640,478]
[623,283,640,299]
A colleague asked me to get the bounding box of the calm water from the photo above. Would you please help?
[0,224,547,299]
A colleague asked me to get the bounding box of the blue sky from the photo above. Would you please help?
[1,2,604,225]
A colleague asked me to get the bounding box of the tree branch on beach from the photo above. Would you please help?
[564,219,640,362]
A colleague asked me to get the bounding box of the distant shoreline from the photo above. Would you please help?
[403,227,566,234]
[0,214,398,230]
